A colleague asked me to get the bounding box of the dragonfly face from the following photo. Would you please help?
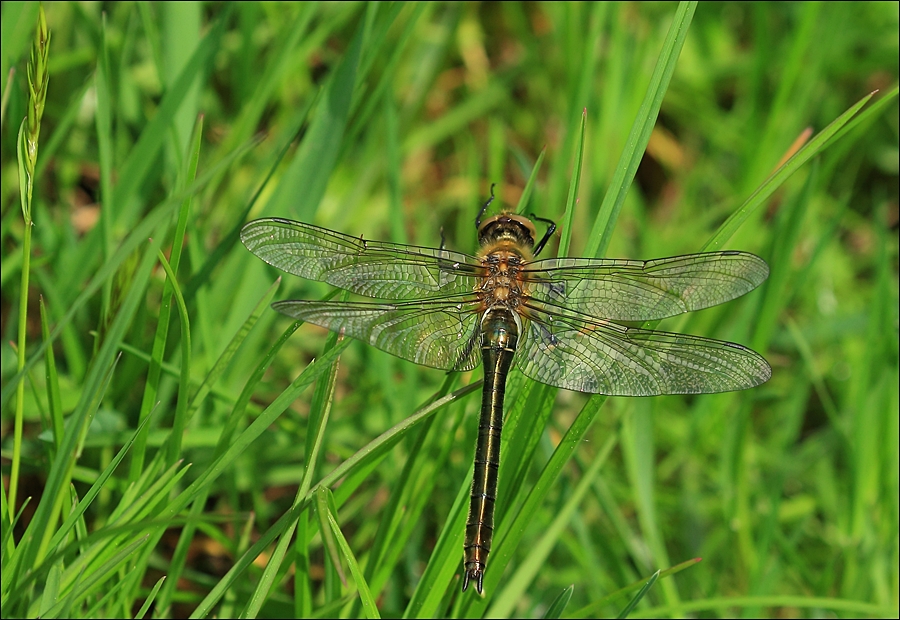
[241,208,771,595]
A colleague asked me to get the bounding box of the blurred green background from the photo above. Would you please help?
[1,2,897,618]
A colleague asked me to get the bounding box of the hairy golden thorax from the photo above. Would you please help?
[475,213,537,312]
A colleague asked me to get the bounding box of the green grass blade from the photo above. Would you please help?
[622,401,679,605]
[38,559,62,617]
[182,96,314,302]
[822,84,899,158]
[317,381,481,490]
[265,9,364,220]
[95,12,114,331]
[243,328,344,618]
[292,327,345,611]
[569,558,702,618]
[82,564,144,619]
[134,576,166,619]
[301,328,344,497]
[35,74,92,179]
[359,382,465,605]
[488,432,616,617]
[1,497,30,576]
[404,467,470,618]
[558,109,586,257]
[513,146,546,215]
[10,119,31,526]
[703,89,880,251]
[542,585,574,619]
[39,297,64,453]
[222,5,316,156]
[345,4,427,154]
[750,162,818,351]
[130,112,204,476]
[159,3,202,161]
[186,276,281,416]
[320,487,381,619]
[616,570,660,619]
[586,1,697,258]
[36,535,149,618]
[316,486,348,590]
[110,9,230,228]
[155,249,192,465]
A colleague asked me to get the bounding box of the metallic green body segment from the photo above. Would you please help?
[463,307,521,595]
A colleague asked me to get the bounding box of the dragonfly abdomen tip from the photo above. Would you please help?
[462,567,485,594]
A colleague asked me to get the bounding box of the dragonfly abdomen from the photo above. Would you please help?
[463,306,521,594]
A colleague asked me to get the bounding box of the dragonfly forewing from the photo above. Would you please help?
[524,252,769,321]
[241,218,483,299]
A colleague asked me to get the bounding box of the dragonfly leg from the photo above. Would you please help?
[529,214,557,256]
[475,183,497,229]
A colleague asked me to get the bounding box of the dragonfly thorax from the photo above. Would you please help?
[478,250,529,309]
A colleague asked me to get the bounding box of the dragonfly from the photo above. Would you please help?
[240,194,771,595]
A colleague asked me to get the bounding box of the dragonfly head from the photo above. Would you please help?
[477,213,537,251]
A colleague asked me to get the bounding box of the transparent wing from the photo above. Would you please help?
[273,296,483,371]
[241,218,483,299]
[523,252,768,321]
[517,303,771,395]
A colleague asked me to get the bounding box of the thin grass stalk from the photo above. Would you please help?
[10,4,49,524]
